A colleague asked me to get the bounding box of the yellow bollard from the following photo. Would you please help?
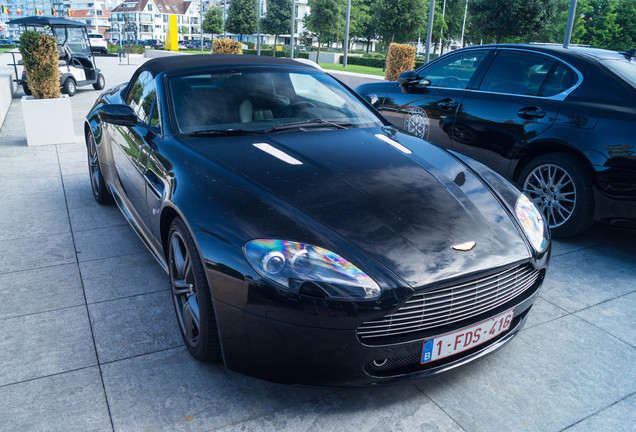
[164,15,178,51]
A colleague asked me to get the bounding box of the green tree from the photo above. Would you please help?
[202,6,223,36]
[468,0,559,43]
[569,0,636,50]
[372,0,426,44]
[261,0,291,55]
[226,0,257,40]
[306,0,344,61]
[348,0,373,50]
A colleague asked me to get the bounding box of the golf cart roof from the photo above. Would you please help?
[8,16,87,27]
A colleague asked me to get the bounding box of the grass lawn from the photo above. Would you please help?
[0,47,18,55]
[318,62,385,77]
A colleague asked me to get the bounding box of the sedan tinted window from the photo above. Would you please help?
[479,51,557,96]
[417,50,489,89]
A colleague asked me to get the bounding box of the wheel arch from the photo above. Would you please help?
[512,140,597,186]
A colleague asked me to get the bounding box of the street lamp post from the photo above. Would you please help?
[563,0,578,48]
[256,0,261,55]
[424,0,435,63]
[290,0,295,59]
[200,0,203,52]
[343,0,351,68]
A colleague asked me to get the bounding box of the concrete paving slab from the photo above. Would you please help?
[564,393,636,432]
[417,315,636,432]
[0,367,112,432]
[0,174,64,199]
[0,306,97,387]
[73,225,147,262]
[101,348,328,432]
[68,200,127,232]
[521,296,568,330]
[60,160,89,177]
[575,291,636,347]
[62,173,97,209]
[80,252,169,304]
[0,232,76,273]
[540,246,636,313]
[0,193,71,242]
[216,385,463,432]
[88,290,181,363]
[0,263,84,320]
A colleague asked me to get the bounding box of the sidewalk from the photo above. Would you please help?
[0,54,635,432]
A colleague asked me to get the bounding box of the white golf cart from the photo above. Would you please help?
[7,16,105,96]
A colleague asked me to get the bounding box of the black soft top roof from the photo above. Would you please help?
[142,54,312,76]
[8,16,87,27]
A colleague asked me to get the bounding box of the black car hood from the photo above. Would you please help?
[186,127,530,288]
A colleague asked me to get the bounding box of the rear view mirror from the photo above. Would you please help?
[98,104,137,126]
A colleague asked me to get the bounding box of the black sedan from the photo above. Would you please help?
[85,54,549,387]
[357,44,636,237]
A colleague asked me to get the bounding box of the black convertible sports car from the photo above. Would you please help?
[85,55,549,387]
[356,44,636,238]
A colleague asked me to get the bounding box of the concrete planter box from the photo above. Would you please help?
[21,95,75,146]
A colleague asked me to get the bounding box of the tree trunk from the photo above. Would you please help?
[316,33,322,63]
[273,34,277,56]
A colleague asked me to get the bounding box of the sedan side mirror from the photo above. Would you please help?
[398,71,430,93]
[98,104,137,126]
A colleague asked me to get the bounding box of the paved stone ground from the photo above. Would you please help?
[0,54,635,432]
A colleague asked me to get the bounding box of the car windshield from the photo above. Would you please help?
[600,58,636,88]
[168,67,383,134]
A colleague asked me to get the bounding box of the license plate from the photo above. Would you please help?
[421,309,515,364]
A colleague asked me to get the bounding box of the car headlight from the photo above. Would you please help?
[244,239,381,299]
[515,194,549,252]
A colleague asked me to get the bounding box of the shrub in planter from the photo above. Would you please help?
[212,38,242,54]
[19,31,60,99]
[385,43,415,81]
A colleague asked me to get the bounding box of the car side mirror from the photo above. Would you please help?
[398,71,430,93]
[98,104,137,126]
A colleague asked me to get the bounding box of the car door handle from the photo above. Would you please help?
[438,99,458,111]
[517,107,546,119]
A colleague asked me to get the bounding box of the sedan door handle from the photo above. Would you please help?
[517,107,546,119]
[438,99,458,111]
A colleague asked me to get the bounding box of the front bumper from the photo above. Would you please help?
[212,280,541,387]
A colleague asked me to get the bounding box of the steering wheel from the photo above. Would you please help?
[439,76,464,89]
[278,101,317,118]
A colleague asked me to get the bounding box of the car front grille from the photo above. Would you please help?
[357,264,541,342]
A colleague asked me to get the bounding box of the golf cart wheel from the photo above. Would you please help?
[62,78,77,96]
[22,83,32,96]
[93,73,105,90]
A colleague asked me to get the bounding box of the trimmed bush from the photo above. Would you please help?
[385,43,415,81]
[242,49,290,58]
[212,38,242,54]
[19,31,60,99]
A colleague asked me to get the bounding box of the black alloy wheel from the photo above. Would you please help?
[168,218,221,362]
[86,130,113,204]
[519,153,594,238]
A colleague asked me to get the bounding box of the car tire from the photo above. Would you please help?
[93,73,105,90]
[86,130,113,204]
[519,153,594,238]
[62,78,76,96]
[168,217,222,362]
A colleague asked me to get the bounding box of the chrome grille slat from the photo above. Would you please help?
[357,264,541,340]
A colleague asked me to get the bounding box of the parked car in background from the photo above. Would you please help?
[356,44,636,237]
[84,54,549,387]
[87,32,108,54]
[143,39,163,49]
